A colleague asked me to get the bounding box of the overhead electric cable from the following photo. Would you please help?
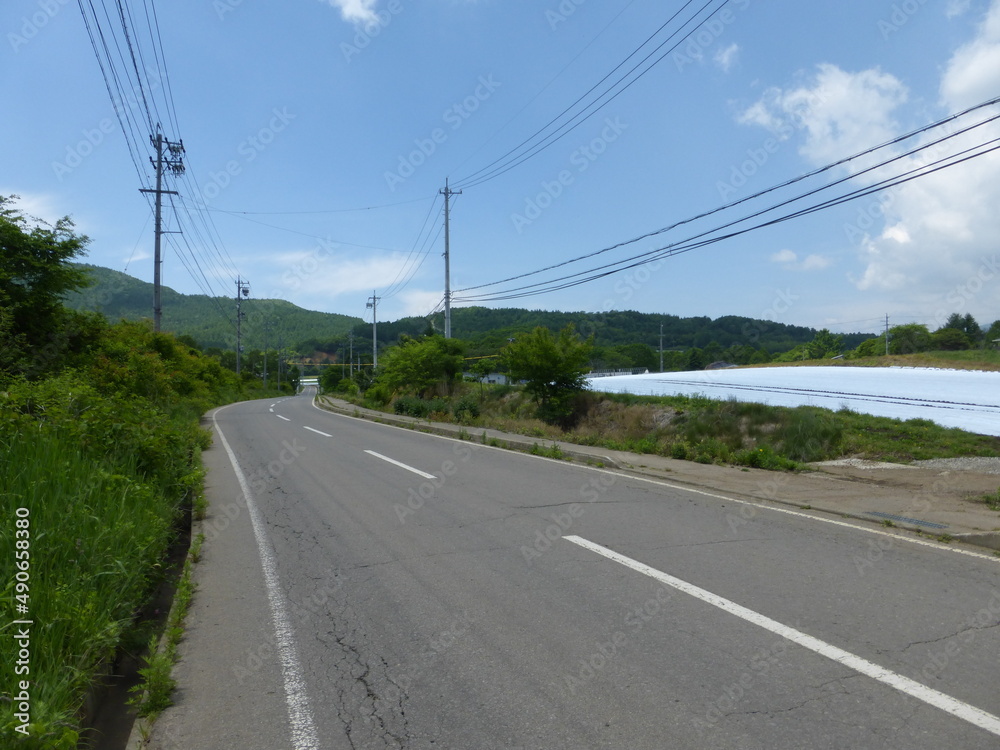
[452,0,728,190]
[456,96,1000,295]
[456,135,1000,303]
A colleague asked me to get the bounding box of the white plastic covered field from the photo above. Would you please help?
[585,367,1000,436]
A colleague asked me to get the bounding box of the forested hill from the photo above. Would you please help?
[64,264,362,350]
[65,264,873,357]
[389,307,872,357]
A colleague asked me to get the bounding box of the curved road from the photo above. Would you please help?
[148,389,1000,749]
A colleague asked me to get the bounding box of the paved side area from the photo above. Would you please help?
[314,395,1000,550]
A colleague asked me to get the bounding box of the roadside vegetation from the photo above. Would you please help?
[0,196,285,747]
[320,325,1000,472]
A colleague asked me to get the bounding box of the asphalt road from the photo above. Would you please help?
[149,389,1000,750]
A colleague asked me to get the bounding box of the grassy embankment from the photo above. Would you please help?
[0,321,283,748]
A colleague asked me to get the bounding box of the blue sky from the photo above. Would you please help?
[4,0,1000,336]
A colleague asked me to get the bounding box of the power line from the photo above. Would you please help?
[456,114,1000,303]
[455,96,1000,299]
[193,195,438,216]
[452,0,728,190]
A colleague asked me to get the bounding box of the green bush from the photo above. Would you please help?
[336,378,360,396]
[452,395,481,422]
[732,445,798,471]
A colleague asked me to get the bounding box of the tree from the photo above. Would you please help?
[931,327,971,351]
[684,347,705,371]
[984,319,1000,347]
[501,325,593,425]
[943,312,982,343]
[805,329,844,359]
[888,324,932,355]
[319,365,345,393]
[375,334,465,398]
[0,196,91,371]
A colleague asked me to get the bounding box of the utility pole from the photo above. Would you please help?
[659,323,664,373]
[366,291,381,368]
[277,330,283,393]
[885,314,890,356]
[235,278,250,375]
[263,319,270,391]
[440,178,462,339]
[348,330,354,376]
[139,129,184,332]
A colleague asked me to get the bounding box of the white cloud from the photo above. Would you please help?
[259,248,417,300]
[771,249,831,271]
[800,254,832,271]
[1,190,63,225]
[940,0,1000,108]
[714,43,739,73]
[321,0,379,24]
[846,0,1000,324]
[739,64,908,166]
[397,289,444,318]
[947,0,972,18]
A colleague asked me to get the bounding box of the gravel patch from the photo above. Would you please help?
[812,458,918,469]
[912,457,1000,474]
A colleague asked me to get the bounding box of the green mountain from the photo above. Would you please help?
[65,265,873,363]
[65,264,362,350]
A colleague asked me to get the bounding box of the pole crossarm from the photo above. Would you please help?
[139,130,185,332]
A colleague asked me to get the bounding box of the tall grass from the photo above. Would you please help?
[0,373,210,747]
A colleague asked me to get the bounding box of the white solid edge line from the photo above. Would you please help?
[212,408,321,750]
[564,534,1000,738]
[308,393,999,564]
[303,425,332,437]
[364,449,436,479]
[276,415,292,422]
